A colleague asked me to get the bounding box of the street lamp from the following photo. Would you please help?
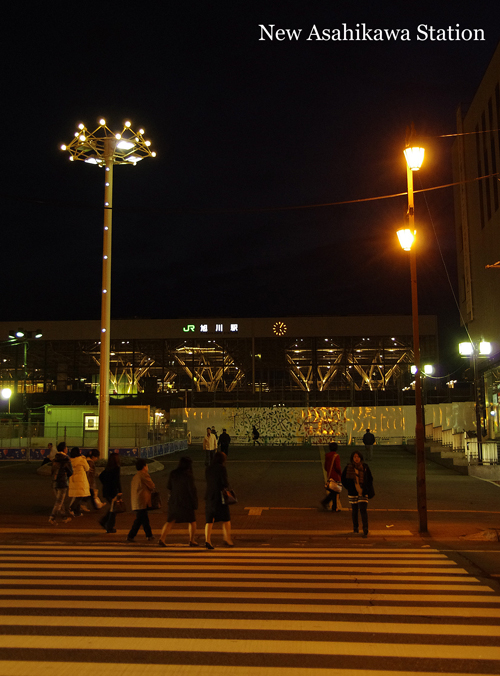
[397,127,427,533]
[459,340,491,463]
[1,388,12,414]
[61,120,156,458]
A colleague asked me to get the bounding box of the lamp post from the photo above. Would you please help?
[397,128,427,533]
[459,340,491,464]
[61,120,156,459]
[1,388,12,414]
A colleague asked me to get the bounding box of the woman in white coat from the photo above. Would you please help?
[68,447,90,516]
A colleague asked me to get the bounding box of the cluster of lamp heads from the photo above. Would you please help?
[60,119,156,166]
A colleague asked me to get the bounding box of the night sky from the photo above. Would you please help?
[2,2,499,368]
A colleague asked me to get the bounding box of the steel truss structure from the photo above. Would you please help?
[0,333,436,402]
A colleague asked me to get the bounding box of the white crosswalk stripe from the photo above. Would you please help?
[0,544,499,675]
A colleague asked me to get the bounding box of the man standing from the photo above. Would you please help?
[126,459,156,543]
[49,442,73,525]
[362,428,375,461]
[203,427,217,466]
[218,428,231,456]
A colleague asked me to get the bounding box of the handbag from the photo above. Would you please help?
[221,488,237,505]
[149,491,162,510]
[363,463,375,499]
[327,478,342,493]
[325,454,342,493]
[111,497,126,513]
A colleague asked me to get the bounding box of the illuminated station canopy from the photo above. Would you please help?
[0,316,438,405]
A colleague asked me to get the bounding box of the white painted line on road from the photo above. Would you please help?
[0,564,468,575]
[0,545,448,554]
[0,578,489,592]
[1,589,497,602]
[0,569,473,582]
[1,664,499,676]
[1,635,500,661]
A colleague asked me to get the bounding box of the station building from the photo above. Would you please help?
[453,41,500,439]
[0,315,439,410]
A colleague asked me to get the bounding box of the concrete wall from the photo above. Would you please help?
[172,405,418,445]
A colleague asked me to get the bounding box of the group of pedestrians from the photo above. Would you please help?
[48,432,374,542]
[321,440,375,538]
[122,451,234,549]
[203,426,231,465]
[49,443,101,525]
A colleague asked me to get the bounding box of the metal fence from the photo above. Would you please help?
[0,422,186,451]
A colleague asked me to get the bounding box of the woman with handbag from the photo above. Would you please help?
[158,456,198,547]
[321,441,342,511]
[98,452,122,534]
[204,451,233,549]
[341,451,374,538]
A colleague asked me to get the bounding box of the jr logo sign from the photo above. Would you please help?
[182,324,195,332]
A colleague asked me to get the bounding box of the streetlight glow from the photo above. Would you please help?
[479,341,492,356]
[459,342,474,356]
[404,146,425,171]
[397,228,415,251]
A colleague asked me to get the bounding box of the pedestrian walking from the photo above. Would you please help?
[204,451,234,549]
[158,456,198,547]
[203,427,217,466]
[98,452,122,533]
[362,428,375,460]
[85,449,103,509]
[218,428,231,456]
[341,451,374,538]
[320,441,342,511]
[126,458,156,543]
[68,447,90,516]
[252,425,261,446]
[49,442,73,525]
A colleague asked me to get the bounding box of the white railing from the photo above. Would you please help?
[465,440,499,464]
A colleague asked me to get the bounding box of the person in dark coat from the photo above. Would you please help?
[217,429,231,456]
[204,451,233,549]
[252,425,261,445]
[362,429,376,460]
[341,450,374,538]
[49,442,73,525]
[98,452,122,533]
[158,456,198,547]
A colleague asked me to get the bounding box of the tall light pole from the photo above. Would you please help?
[397,127,427,533]
[61,120,156,458]
[459,340,491,464]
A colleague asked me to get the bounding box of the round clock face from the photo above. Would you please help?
[273,321,287,336]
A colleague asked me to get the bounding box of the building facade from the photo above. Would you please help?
[453,41,500,439]
[0,315,438,410]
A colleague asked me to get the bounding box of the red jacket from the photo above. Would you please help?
[324,451,341,482]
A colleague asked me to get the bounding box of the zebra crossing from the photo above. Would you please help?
[0,543,499,675]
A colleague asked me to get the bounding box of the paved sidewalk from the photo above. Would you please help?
[1,444,499,563]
